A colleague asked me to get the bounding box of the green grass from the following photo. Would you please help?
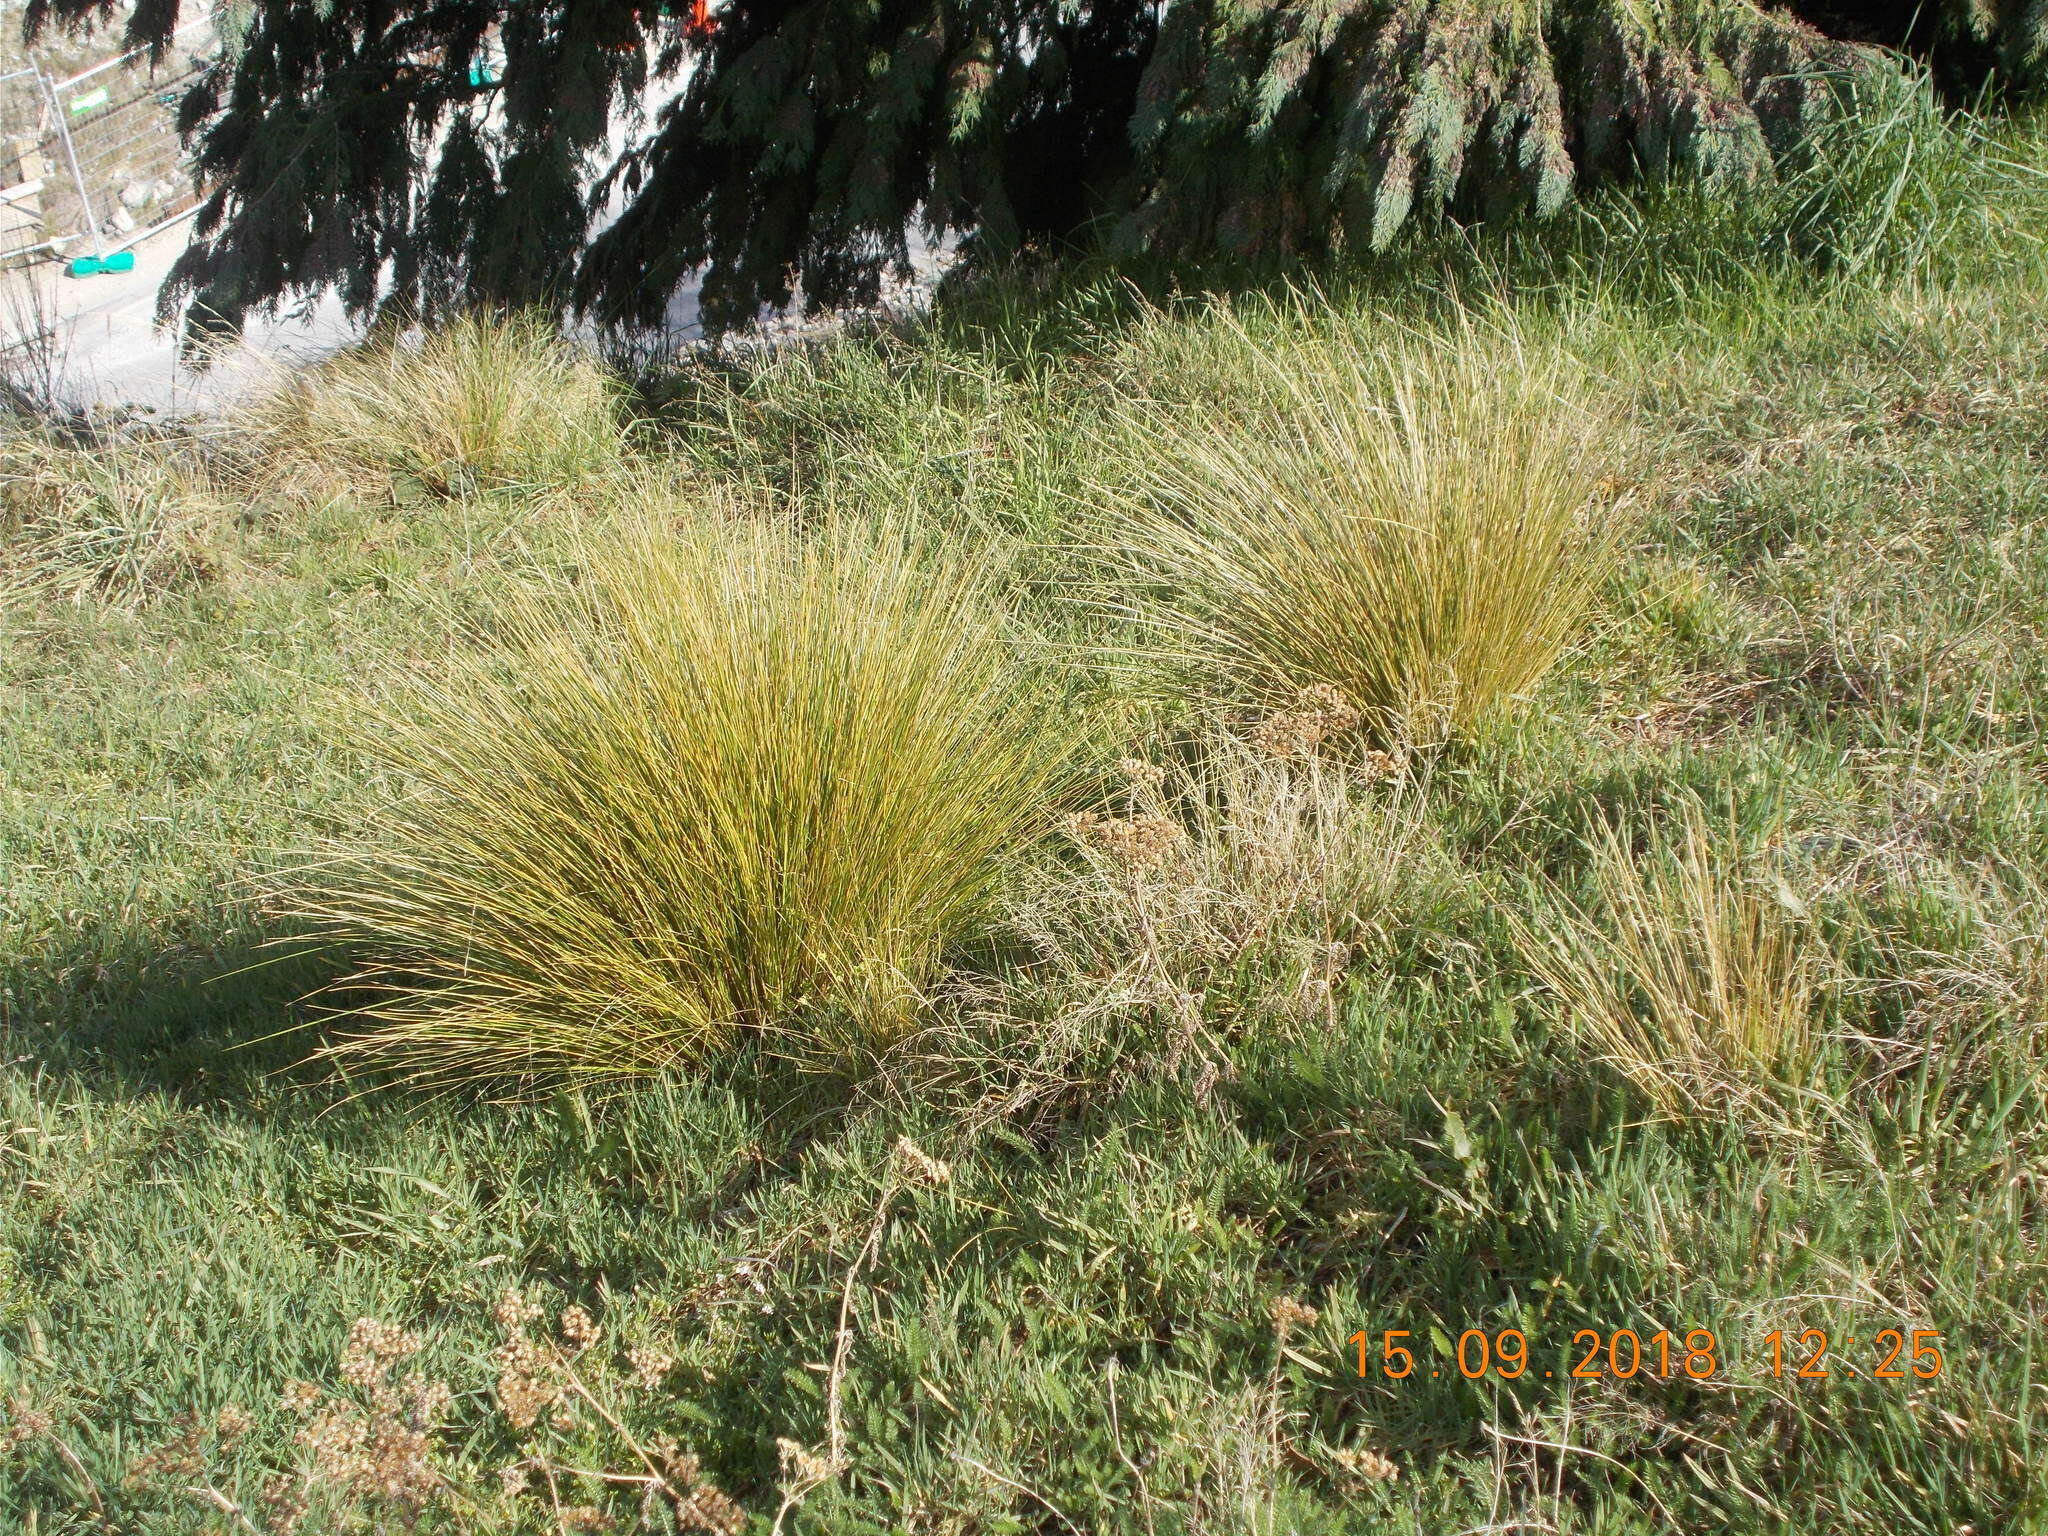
[4,108,2048,1533]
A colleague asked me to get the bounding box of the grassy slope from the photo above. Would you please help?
[5,202,2048,1530]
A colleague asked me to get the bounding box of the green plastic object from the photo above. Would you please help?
[69,251,138,277]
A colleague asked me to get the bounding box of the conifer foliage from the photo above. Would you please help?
[25,0,2045,336]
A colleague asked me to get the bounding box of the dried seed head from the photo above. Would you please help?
[627,1343,676,1390]
[402,1372,453,1426]
[893,1136,951,1186]
[652,1438,747,1534]
[357,1418,439,1508]
[214,1403,255,1449]
[1,1396,54,1452]
[298,1406,368,1486]
[1251,686,1361,759]
[1069,809,1183,869]
[675,1481,747,1535]
[1330,1444,1400,1483]
[1268,1295,1319,1337]
[777,1437,834,1486]
[653,1437,698,1484]
[559,1305,599,1352]
[341,1318,422,1388]
[125,1410,208,1488]
[493,1328,559,1430]
[1301,683,1357,722]
[1359,748,1402,781]
[493,1288,543,1334]
[259,1472,312,1535]
[1117,756,1166,788]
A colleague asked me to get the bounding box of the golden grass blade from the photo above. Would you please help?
[1102,302,1622,744]
[1513,798,1822,1122]
[276,508,1082,1088]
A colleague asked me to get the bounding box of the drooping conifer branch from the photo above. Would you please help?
[23,0,2043,339]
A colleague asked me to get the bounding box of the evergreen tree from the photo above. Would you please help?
[24,0,2045,338]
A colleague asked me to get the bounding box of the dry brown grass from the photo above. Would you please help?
[1014,725,1432,1044]
[0,429,236,608]
[107,1292,743,1534]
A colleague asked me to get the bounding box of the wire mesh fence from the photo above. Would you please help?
[0,18,214,267]
[0,65,46,259]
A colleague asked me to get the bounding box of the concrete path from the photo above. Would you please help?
[2,211,950,421]
[3,218,356,418]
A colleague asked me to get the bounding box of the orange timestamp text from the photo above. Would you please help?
[1346,1327,1946,1382]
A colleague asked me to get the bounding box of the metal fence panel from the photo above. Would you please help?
[0,19,215,266]
[0,66,51,261]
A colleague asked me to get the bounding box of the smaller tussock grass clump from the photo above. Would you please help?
[0,429,232,607]
[235,312,623,500]
[285,509,1080,1085]
[1513,799,1823,1122]
[1107,305,1621,745]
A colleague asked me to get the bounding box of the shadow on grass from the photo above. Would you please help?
[1,909,355,1109]
[1,906,874,1168]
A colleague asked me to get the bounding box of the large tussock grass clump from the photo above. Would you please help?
[236,313,623,499]
[287,513,1080,1085]
[1110,310,1620,744]
[1514,801,1823,1122]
